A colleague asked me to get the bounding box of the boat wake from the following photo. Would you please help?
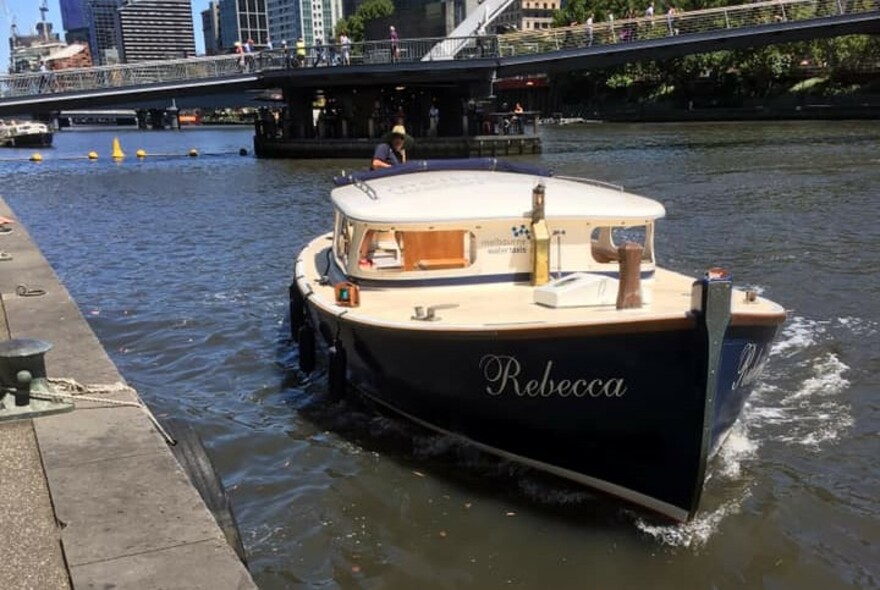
[634,421,755,550]
[749,315,855,449]
[635,314,859,547]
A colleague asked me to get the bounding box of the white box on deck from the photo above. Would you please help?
[533,273,618,308]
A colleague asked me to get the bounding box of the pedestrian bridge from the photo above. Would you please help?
[0,0,877,115]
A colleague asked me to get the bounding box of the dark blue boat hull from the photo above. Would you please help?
[306,302,778,520]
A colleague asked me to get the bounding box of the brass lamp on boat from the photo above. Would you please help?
[531,183,550,286]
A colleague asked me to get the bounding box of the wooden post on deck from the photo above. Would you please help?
[616,242,643,309]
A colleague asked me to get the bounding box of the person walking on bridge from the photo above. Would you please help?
[295,37,306,67]
[476,7,488,57]
[389,26,400,63]
[340,32,351,66]
[666,6,678,36]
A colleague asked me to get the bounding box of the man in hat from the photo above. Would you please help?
[371,124,407,169]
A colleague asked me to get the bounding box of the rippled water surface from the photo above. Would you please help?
[2,123,878,589]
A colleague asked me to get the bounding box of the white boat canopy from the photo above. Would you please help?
[331,170,666,224]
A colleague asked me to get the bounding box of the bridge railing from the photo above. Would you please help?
[258,35,499,69]
[0,0,875,102]
[497,0,876,56]
[0,35,498,101]
[0,53,248,100]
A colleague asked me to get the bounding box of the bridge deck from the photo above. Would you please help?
[0,0,877,115]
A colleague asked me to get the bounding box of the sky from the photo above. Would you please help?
[2,0,212,71]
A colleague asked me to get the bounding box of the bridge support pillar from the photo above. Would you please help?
[284,88,314,139]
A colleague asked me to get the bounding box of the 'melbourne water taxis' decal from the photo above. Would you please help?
[479,354,627,398]
[732,343,771,390]
[479,236,531,255]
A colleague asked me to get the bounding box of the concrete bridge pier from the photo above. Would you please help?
[255,76,541,160]
[283,88,315,140]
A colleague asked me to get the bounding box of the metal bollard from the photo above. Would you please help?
[0,338,73,422]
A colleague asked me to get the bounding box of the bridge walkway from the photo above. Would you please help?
[0,0,876,113]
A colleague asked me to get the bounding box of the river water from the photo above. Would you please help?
[2,123,877,589]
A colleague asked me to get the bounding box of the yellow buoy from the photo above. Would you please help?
[111,137,125,160]
[87,151,99,160]
[188,148,198,157]
[30,152,43,162]
[136,149,147,159]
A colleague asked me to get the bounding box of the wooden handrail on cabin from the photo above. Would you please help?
[417,257,470,270]
[591,240,620,263]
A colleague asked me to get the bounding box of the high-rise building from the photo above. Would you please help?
[202,1,222,55]
[117,0,196,62]
[85,0,123,65]
[60,0,91,43]
[495,0,559,33]
[219,0,269,49]
[364,0,473,41]
[267,0,343,47]
[267,0,299,46]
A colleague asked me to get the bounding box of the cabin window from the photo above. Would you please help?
[334,213,353,267]
[590,225,653,264]
[357,229,476,271]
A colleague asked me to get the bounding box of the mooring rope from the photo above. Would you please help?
[33,378,177,445]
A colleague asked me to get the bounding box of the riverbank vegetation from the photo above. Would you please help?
[548,0,880,112]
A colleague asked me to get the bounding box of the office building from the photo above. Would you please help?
[495,0,559,33]
[60,0,91,43]
[266,0,299,46]
[267,0,344,47]
[117,0,196,62]
[202,1,222,54]
[219,0,269,49]
[85,0,123,65]
[365,0,476,40]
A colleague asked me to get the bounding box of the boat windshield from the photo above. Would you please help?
[590,224,654,265]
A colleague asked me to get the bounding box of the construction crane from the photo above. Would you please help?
[39,0,49,41]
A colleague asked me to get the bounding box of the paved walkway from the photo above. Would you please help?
[0,197,256,589]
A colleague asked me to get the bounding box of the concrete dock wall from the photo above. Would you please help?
[0,196,256,589]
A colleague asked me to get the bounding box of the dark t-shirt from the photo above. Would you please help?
[373,142,404,167]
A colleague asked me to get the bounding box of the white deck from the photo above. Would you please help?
[297,236,786,332]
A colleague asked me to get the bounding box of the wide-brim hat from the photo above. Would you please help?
[391,124,406,137]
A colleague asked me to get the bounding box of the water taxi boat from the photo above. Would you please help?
[289,159,786,521]
[0,119,53,147]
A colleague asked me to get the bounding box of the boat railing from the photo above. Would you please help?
[555,175,625,192]
[352,177,380,200]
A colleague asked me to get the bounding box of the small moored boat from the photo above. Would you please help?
[0,119,53,147]
[289,159,786,522]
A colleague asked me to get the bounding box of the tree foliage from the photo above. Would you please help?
[336,0,395,42]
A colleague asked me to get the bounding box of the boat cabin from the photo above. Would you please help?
[330,170,665,303]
